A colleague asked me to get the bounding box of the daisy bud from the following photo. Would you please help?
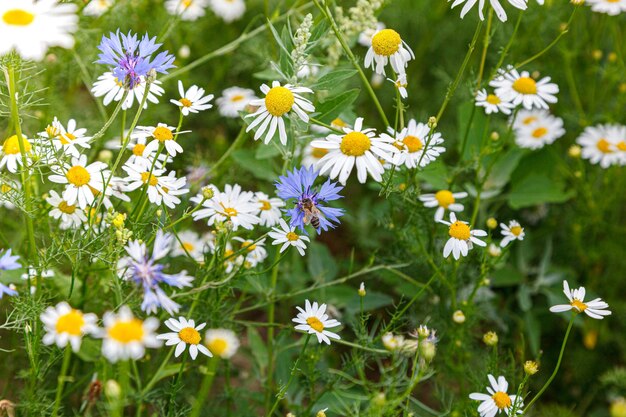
[419,340,436,361]
[156,209,163,216]
[490,131,500,141]
[608,52,617,63]
[559,22,569,32]
[452,310,465,324]
[486,217,498,229]
[482,278,490,286]
[372,392,386,407]
[568,145,582,158]
[592,49,603,61]
[98,149,113,163]
[202,186,215,200]
[286,413,296,417]
[488,243,502,257]
[316,408,328,417]
[46,53,57,63]
[417,325,430,339]
[111,213,126,229]
[178,45,191,59]
[358,282,366,297]
[483,331,498,346]
[524,360,539,376]
[398,183,407,191]
[611,398,626,417]
[105,380,121,399]
[428,116,437,128]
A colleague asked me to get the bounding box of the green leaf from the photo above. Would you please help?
[416,160,449,189]
[307,241,338,281]
[491,264,525,287]
[484,148,526,189]
[507,174,574,209]
[517,284,533,312]
[316,89,360,123]
[231,149,277,181]
[312,69,358,91]
[457,102,488,160]
[524,310,541,356]
[255,143,282,159]
[247,326,268,372]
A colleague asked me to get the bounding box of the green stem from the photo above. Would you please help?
[264,251,281,414]
[189,358,220,417]
[51,347,72,417]
[141,348,174,396]
[167,354,188,415]
[267,334,311,416]
[523,315,575,413]
[208,126,247,177]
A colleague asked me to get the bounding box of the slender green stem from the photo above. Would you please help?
[91,91,129,143]
[267,334,311,416]
[523,315,575,413]
[491,11,524,78]
[476,8,494,90]
[189,358,220,417]
[51,347,72,417]
[167,353,188,415]
[141,348,174,396]
[208,126,247,177]
[264,251,281,414]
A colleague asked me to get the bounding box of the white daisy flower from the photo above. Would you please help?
[209,0,245,22]
[1,135,33,173]
[269,218,311,256]
[253,192,284,227]
[120,136,168,170]
[475,89,515,115]
[233,237,267,268]
[170,80,214,116]
[39,117,91,158]
[134,123,187,158]
[216,86,257,118]
[0,0,78,61]
[512,108,546,130]
[46,190,88,230]
[469,375,523,417]
[388,119,446,169]
[292,300,341,345]
[165,0,209,20]
[438,213,487,260]
[157,317,212,360]
[311,117,397,184]
[40,302,98,352]
[490,67,559,110]
[48,154,110,209]
[576,124,623,168]
[222,243,244,274]
[122,163,188,209]
[301,142,331,169]
[0,181,20,209]
[449,0,528,22]
[499,220,525,247]
[92,72,165,110]
[364,29,414,75]
[586,0,626,15]
[549,280,611,319]
[382,332,405,351]
[387,73,408,99]
[358,21,385,47]
[99,306,161,363]
[245,81,314,146]
[192,184,261,231]
[171,230,208,261]
[204,329,240,359]
[83,0,113,17]
[513,110,565,150]
[419,190,468,222]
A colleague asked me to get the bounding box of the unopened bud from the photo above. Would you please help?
[524,360,539,375]
[202,186,215,200]
[483,331,498,346]
[611,398,626,417]
[105,380,121,399]
[178,45,191,59]
[98,150,113,164]
[490,131,500,141]
[486,217,498,229]
[452,310,465,324]
[568,145,581,158]
[358,282,366,297]
[419,340,436,361]
[316,408,328,417]
[428,116,437,128]
[488,243,502,257]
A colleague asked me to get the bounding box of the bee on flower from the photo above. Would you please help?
[490,67,559,110]
[98,306,161,362]
[549,280,611,319]
[438,213,487,260]
[40,302,98,352]
[170,81,214,116]
[364,29,414,75]
[419,190,468,222]
[292,300,341,345]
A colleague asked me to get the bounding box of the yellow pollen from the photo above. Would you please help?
[141,172,158,186]
[207,338,228,356]
[132,143,146,156]
[46,125,60,138]
[182,0,193,8]
[3,9,35,26]
[55,310,85,336]
[3,135,32,155]
[242,241,257,251]
[435,190,455,208]
[371,29,402,56]
[340,131,371,156]
[259,200,272,210]
[107,319,144,344]
[306,317,325,333]
[153,126,174,142]
[449,221,471,240]
[571,299,587,312]
[596,138,613,153]
[403,135,423,153]
[616,141,626,151]
[512,77,538,95]
[311,147,329,159]
[264,86,294,117]
[66,166,91,186]
[222,206,238,217]
[286,232,299,241]
[182,242,195,252]
[522,116,537,125]
[179,98,192,107]
[230,94,245,102]
[532,127,548,138]
[492,392,512,409]
[58,201,76,214]
[178,327,201,344]
[486,94,501,105]
[1,184,12,194]
[510,225,523,236]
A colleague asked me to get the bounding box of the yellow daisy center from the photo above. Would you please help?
[178,327,201,345]
[435,190,455,208]
[286,232,299,241]
[331,118,348,128]
[46,125,60,138]
[510,225,523,236]
[55,310,85,336]
[59,132,76,145]
[224,249,234,258]
[66,166,91,186]
[132,143,146,156]
[179,98,192,107]
[141,172,158,186]
[1,184,12,193]
[596,138,613,153]
[182,0,193,8]
[492,391,512,409]
[153,126,174,142]
[259,200,272,210]
[222,206,238,217]
[3,135,32,155]
[371,29,402,57]
[58,201,76,214]
[182,242,195,252]
[3,9,35,26]
[340,131,371,156]
[532,127,548,138]
[306,317,325,333]
[108,319,144,344]
[522,116,537,125]
[512,77,538,95]
[311,147,329,159]
[449,221,471,240]
[230,94,245,102]
[570,299,587,312]
[617,141,626,151]
[403,135,423,153]
[265,86,294,117]
[486,94,501,105]
[207,338,228,356]
[242,241,257,251]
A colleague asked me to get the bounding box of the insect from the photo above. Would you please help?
[301,197,321,229]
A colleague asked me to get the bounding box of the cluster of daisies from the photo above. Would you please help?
[83,0,246,22]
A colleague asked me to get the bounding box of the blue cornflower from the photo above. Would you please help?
[0,249,20,299]
[117,230,194,315]
[275,166,344,234]
[97,30,175,89]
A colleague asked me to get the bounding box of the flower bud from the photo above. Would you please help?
[488,243,502,257]
[178,45,191,59]
[105,380,121,399]
[316,409,328,417]
[486,218,498,229]
[202,186,215,200]
[98,149,113,164]
[420,340,436,361]
[524,360,539,375]
[568,145,581,158]
[428,116,437,128]
[483,331,498,346]
[358,282,366,297]
[452,310,465,324]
